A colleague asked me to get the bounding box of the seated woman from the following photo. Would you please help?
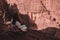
[12,11,27,31]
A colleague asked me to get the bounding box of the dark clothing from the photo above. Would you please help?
[12,13,19,25]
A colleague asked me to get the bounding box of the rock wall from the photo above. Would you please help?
[7,0,60,30]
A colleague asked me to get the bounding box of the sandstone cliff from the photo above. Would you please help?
[7,0,60,30]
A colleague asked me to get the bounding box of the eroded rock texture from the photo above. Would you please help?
[6,0,60,30]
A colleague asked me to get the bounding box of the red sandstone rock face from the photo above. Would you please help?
[7,0,60,30]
